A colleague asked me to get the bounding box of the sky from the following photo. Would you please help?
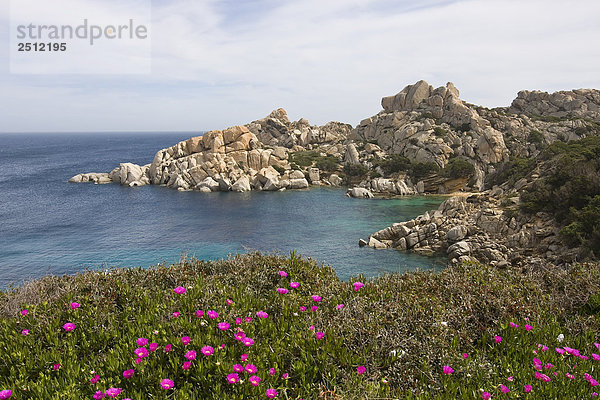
[1,0,599,133]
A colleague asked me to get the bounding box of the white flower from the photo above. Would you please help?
[557,334,564,343]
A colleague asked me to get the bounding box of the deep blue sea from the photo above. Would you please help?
[0,133,446,289]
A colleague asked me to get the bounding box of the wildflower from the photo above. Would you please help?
[52,364,61,371]
[544,363,554,370]
[591,379,600,387]
[0,390,12,399]
[164,344,172,353]
[269,368,276,376]
[20,309,28,316]
[266,388,278,398]
[123,369,134,379]
[242,337,255,346]
[134,347,148,358]
[160,379,174,390]
[234,364,244,372]
[309,325,315,331]
[249,375,261,386]
[316,332,325,340]
[507,376,513,382]
[593,354,600,361]
[557,334,564,343]
[482,392,491,400]
[245,364,258,374]
[290,282,300,288]
[595,343,600,350]
[279,270,288,277]
[246,316,252,323]
[524,324,533,331]
[207,310,218,319]
[335,304,345,310]
[282,373,289,379]
[181,336,191,345]
[234,331,246,341]
[105,388,122,398]
[277,288,289,294]
[227,373,240,384]
[63,323,76,332]
[226,298,233,305]
[524,384,533,393]
[582,355,590,360]
[357,366,366,375]
[149,343,158,352]
[556,348,565,355]
[220,344,226,349]
[21,329,29,336]
[312,295,322,302]
[201,346,214,356]
[174,286,186,294]
[183,361,191,370]
[90,374,100,384]
[443,366,454,375]
[185,350,197,361]
[196,310,204,318]
[299,306,307,312]
[218,322,230,331]
[353,282,364,291]
[256,311,269,319]
[585,373,593,381]
[500,384,509,394]
[593,394,599,398]
[136,338,148,346]
[236,317,243,324]
[134,357,142,365]
[510,322,518,328]
[241,354,249,361]
[70,302,80,310]
[462,353,469,359]
[312,306,318,312]
[93,391,104,399]
[494,336,502,344]
[566,373,575,379]
[172,312,180,318]
[541,345,549,352]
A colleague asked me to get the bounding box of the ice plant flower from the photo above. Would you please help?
[353,282,364,291]
[183,361,191,370]
[226,298,233,305]
[149,343,158,352]
[123,369,134,379]
[105,388,122,398]
[181,336,191,345]
[234,364,244,373]
[241,354,249,362]
[227,373,240,384]
[510,322,518,328]
[207,310,218,319]
[134,347,149,358]
[462,353,469,359]
[593,354,600,361]
[164,344,172,353]
[90,374,100,384]
[266,388,278,399]
[507,376,514,382]
[279,270,287,277]
[312,306,318,312]
[245,364,257,374]
[234,331,246,341]
[357,366,366,375]
[136,338,148,346]
[196,310,204,318]
[70,302,80,310]
[246,316,252,323]
[52,364,61,370]
[20,309,28,316]
[242,337,255,346]
[556,348,565,355]
[290,282,300,288]
[443,366,454,375]
[93,391,104,399]
[595,343,600,349]
[201,346,214,356]
[282,373,289,379]
[524,324,533,331]
[21,329,29,336]
[63,322,76,332]
[269,368,276,376]
[256,311,269,319]
[218,322,230,331]
[172,311,180,318]
[160,379,174,390]
[566,373,575,379]
[174,286,186,294]
[335,304,345,310]
[299,306,307,312]
[277,288,289,294]
[494,335,502,344]
[316,332,325,340]
[312,295,322,302]
[482,392,491,400]
[500,385,509,394]
[236,317,243,325]
[309,325,315,331]
[0,390,12,399]
[524,384,533,393]
[185,350,197,361]
[249,375,261,386]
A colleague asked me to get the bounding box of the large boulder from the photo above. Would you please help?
[231,176,251,192]
[347,188,374,198]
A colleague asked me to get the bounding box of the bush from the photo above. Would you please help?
[486,156,536,187]
[343,163,368,177]
[372,155,412,176]
[272,165,286,175]
[409,162,440,180]
[315,155,340,172]
[433,127,448,137]
[441,158,475,179]
[528,130,544,144]
[456,123,471,133]
[289,151,341,172]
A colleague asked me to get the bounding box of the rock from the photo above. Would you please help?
[358,238,368,247]
[368,237,387,249]
[329,174,343,186]
[347,188,374,198]
[448,241,470,259]
[289,170,305,180]
[68,174,85,183]
[197,177,220,192]
[308,168,320,183]
[344,143,360,165]
[289,178,309,189]
[231,176,251,192]
[119,163,144,186]
[446,225,468,243]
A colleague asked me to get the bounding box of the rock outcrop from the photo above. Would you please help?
[509,89,600,122]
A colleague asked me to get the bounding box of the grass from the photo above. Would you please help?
[1,253,600,399]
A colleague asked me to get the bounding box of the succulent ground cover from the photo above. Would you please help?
[1,253,600,399]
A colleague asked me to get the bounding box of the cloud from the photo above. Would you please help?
[1,0,599,132]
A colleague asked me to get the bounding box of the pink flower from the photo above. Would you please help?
[494,335,502,344]
[20,309,28,316]
[172,311,180,318]
[52,364,61,371]
[123,369,134,379]
[266,388,278,399]
[312,295,322,302]
[282,373,289,379]
[595,343,600,350]
[357,366,366,375]
[482,392,491,400]
[245,364,258,374]
[196,310,204,318]
[312,306,318,312]
[245,316,252,323]
[160,379,174,390]
[299,306,307,312]
[201,346,214,356]
[544,363,554,370]
[63,323,76,332]
[541,345,549,351]
[149,343,158,352]
[207,310,218,319]
[566,373,575,379]
[105,388,122,398]
[335,304,345,310]
[183,361,191,370]
[0,390,12,399]
[164,344,172,353]
[236,317,243,325]
[185,350,197,361]
[174,286,186,294]
[510,322,518,328]
[556,348,565,355]
[226,298,233,305]
[507,376,513,382]
[591,379,600,387]
[582,355,590,360]
[290,282,300,288]
[136,338,148,346]
[249,375,261,386]
[234,331,246,341]
[181,336,191,345]
[269,368,276,376]
[316,332,325,340]
[353,282,364,291]
[241,354,249,361]
[90,374,100,384]
[256,311,269,319]
[218,322,230,331]
[593,393,599,398]
[462,353,469,359]
[524,324,533,331]
[593,354,600,361]
[21,329,29,336]
[309,325,315,331]
[93,391,104,399]
[443,366,454,375]
[134,357,142,365]
[242,337,255,346]
[500,384,509,394]
[134,347,148,358]
[234,364,244,372]
[227,373,240,384]
[524,384,532,393]
[279,270,287,277]
[70,302,80,310]
[220,344,226,349]
[277,288,289,294]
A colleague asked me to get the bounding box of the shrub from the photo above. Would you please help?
[433,127,448,137]
[272,165,286,175]
[315,155,340,172]
[372,155,412,176]
[528,130,544,144]
[343,163,368,177]
[441,158,475,179]
[455,123,471,133]
[486,156,536,187]
[409,162,440,180]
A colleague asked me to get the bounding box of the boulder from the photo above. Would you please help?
[329,174,343,186]
[289,178,309,189]
[308,168,320,183]
[344,143,360,165]
[446,225,468,243]
[289,170,305,180]
[197,177,220,192]
[231,176,251,192]
[347,188,374,198]
[447,241,471,259]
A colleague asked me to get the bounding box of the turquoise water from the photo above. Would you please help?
[0,133,445,289]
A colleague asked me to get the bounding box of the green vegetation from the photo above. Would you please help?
[440,158,475,180]
[527,130,544,144]
[409,162,440,180]
[433,127,448,137]
[272,165,286,175]
[2,254,600,399]
[486,156,537,187]
[288,151,340,172]
[372,155,412,176]
[455,123,471,133]
[342,163,368,178]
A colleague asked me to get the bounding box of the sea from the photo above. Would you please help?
[0,132,446,289]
